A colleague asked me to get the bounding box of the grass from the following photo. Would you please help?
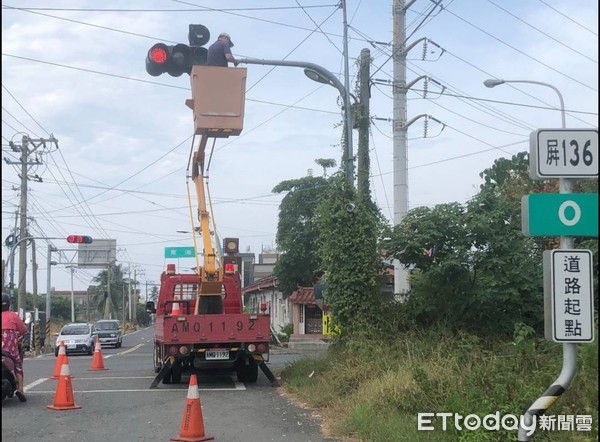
[279,327,598,442]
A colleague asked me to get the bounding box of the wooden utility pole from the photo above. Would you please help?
[357,48,372,202]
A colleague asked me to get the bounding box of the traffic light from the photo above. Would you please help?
[145,43,192,77]
[66,235,93,244]
[145,24,210,77]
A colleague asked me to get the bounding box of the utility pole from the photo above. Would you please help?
[46,244,56,320]
[104,264,111,320]
[128,267,132,323]
[357,48,371,202]
[393,0,414,298]
[8,210,19,292]
[6,135,55,316]
[341,0,354,184]
[67,265,76,322]
[18,135,30,317]
[133,267,137,324]
[31,238,38,307]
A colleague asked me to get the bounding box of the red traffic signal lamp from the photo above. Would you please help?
[67,235,93,244]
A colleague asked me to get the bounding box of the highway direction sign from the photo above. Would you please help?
[521,193,598,237]
[544,249,594,343]
[164,246,196,258]
[530,128,598,179]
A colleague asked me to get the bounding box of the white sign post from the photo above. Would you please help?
[543,249,594,343]
[530,128,598,179]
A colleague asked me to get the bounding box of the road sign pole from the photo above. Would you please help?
[519,84,578,442]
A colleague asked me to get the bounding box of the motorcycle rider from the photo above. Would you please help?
[1,293,28,401]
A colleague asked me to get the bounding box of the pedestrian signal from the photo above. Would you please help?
[66,235,93,244]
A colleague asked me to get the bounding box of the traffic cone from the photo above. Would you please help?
[47,356,82,410]
[89,336,108,371]
[50,341,66,379]
[172,294,181,316]
[170,374,214,441]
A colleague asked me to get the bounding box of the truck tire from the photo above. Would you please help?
[236,362,247,383]
[245,359,259,383]
[171,360,182,384]
[236,359,258,383]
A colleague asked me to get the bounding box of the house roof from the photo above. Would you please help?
[288,286,316,305]
[243,274,279,294]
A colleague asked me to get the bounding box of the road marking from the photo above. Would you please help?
[105,343,144,358]
[77,376,157,380]
[25,387,243,393]
[24,377,49,392]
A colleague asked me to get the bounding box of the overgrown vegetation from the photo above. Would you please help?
[273,151,598,441]
[280,328,599,441]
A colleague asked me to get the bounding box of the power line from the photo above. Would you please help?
[535,0,598,37]
[485,0,597,64]
[443,7,597,92]
[3,5,340,13]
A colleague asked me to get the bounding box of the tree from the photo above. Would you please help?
[272,175,328,297]
[316,174,387,333]
[91,264,127,320]
[314,158,336,178]
[383,153,548,335]
[136,304,151,326]
[148,285,159,302]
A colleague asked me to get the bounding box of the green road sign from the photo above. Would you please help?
[164,246,196,258]
[521,193,598,237]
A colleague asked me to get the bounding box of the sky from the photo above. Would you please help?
[2,0,598,296]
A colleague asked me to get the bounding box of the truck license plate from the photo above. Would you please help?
[205,350,229,360]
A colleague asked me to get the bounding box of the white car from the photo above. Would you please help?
[55,323,97,356]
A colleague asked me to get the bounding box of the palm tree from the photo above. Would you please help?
[91,264,127,320]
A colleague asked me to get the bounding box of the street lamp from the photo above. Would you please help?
[484,78,573,442]
[484,78,566,130]
[238,57,354,184]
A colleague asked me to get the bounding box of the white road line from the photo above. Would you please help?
[25,387,243,393]
[75,376,157,380]
[24,377,49,392]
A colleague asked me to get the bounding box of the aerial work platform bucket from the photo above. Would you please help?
[185,65,247,138]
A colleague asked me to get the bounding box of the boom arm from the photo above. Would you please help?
[191,134,223,304]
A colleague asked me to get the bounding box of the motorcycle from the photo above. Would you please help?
[1,350,19,401]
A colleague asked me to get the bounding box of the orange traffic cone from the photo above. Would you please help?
[50,341,66,379]
[89,336,108,371]
[47,356,81,411]
[170,375,214,441]
[172,294,181,316]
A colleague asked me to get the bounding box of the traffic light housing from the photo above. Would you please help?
[146,43,192,77]
[67,235,93,244]
[145,24,210,77]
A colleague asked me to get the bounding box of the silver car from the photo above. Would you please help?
[55,323,97,356]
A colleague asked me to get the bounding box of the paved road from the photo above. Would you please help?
[2,326,338,442]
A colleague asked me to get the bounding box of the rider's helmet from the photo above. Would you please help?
[2,293,11,310]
